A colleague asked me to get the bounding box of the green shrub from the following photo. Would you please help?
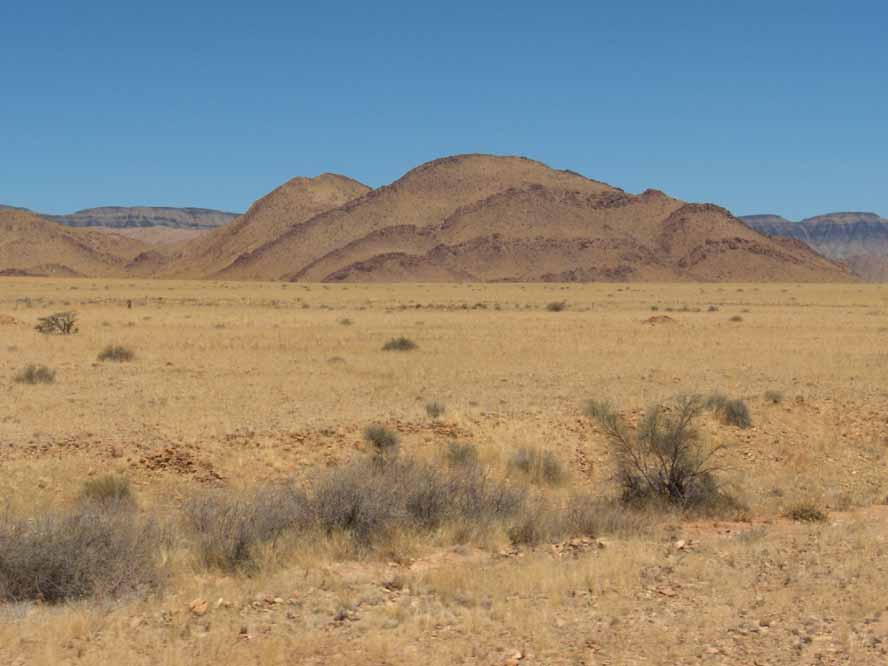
[98,345,135,362]
[14,364,56,384]
[382,337,417,351]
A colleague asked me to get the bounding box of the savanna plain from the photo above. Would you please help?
[1,279,887,666]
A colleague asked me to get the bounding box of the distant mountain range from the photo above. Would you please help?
[741,212,888,281]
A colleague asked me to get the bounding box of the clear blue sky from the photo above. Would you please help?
[2,0,885,219]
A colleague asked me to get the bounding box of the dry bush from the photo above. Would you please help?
[34,311,77,335]
[425,401,446,418]
[764,390,784,404]
[98,344,135,362]
[705,393,752,428]
[382,336,417,351]
[80,475,135,508]
[786,502,828,523]
[0,505,163,603]
[507,447,565,486]
[508,495,649,546]
[444,441,478,467]
[184,483,309,572]
[363,425,400,461]
[586,396,737,511]
[14,364,56,384]
[546,301,567,312]
[729,315,743,322]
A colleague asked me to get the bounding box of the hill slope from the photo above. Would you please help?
[215,155,852,283]
[0,209,147,277]
[45,206,238,230]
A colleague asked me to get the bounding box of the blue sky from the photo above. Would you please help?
[1,0,886,218]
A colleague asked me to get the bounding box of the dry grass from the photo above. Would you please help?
[0,280,887,664]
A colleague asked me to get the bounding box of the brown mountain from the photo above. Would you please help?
[207,154,852,283]
[156,174,371,278]
[0,209,147,277]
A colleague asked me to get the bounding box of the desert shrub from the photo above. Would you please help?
[546,301,567,312]
[312,457,524,547]
[650,305,659,311]
[35,311,78,335]
[14,364,56,384]
[508,501,562,546]
[729,315,743,322]
[0,505,162,602]
[185,483,309,572]
[98,345,135,362]
[339,318,353,326]
[363,425,400,461]
[507,447,565,486]
[716,398,751,428]
[444,441,478,467]
[586,395,733,510]
[786,502,827,523]
[382,337,417,351]
[764,390,784,404]
[80,475,135,508]
[425,401,446,418]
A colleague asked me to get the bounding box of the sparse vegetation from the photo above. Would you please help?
[507,447,565,486]
[586,396,736,511]
[764,390,784,404]
[444,441,478,467]
[14,364,56,384]
[98,344,135,362]
[35,311,78,335]
[546,301,567,312]
[729,315,743,322]
[425,401,446,418]
[786,502,828,523]
[363,424,400,461]
[382,336,417,351]
[80,475,135,508]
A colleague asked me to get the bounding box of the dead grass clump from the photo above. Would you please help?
[546,301,567,312]
[14,364,56,384]
[0,506,163,603]
[184,484,309,572]
[704,393,752,428]
[786,502,828,523]
[586,396,737,512]
[363,425,400,461]
[444,441,478,467]
[80,475,135,508]
[425,401,446,418]
[729,315,743,322]
[509,495,649,546]
[764,390,784,404]
[508,447,566,486]
[35,311,77,335]
[98,344,135,362]
[382,337,417,351]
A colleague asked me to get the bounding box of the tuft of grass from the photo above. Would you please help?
[363,425,400,461]
[507,447,566,486]
[707,305,719,312]
[786,502,828,523]
[382,337,417,351]
[545,301,567,312]
[14,364,56,384]
[720,399,752,428]
[764,390,784,404]
[444,441,478,467]
[98,345,135,362]
[338,317,353,326]
[729,315,743,322]
[0,505,163,603]
[80,475,135,508]
[425,401,446,419]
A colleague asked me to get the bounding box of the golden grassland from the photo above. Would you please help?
[1,279,887,665]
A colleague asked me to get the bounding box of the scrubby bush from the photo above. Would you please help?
[0,505,163,602]
[382,337,417,351]
[185,483,309,572]
[363,425,400,461]
[786,502,827,523]
[508,447,565,486]
[35,311,77,335]
[729,315,743,322]
[764,390,784,404]
[14,364,56,384]
[98,345,135,362]
[586,396,735,511]
[546,301,567,312]
[704,393,752,428]
[425,401,446,419]
[80,475,135,508]
[444,441,478,467]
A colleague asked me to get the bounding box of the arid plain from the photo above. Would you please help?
[2,279,888,665]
